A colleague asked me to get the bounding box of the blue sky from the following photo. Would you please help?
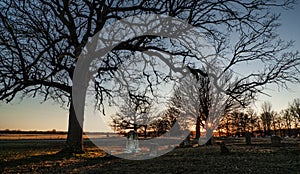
[1,4,300,132]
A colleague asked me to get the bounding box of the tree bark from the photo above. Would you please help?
[133,124,137,132]
[65,56,89,154]
[64,101,84,154]
[195,116,201,140]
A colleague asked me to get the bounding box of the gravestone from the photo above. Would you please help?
[220,141,230,154]
[192,138,199,147]
[245,132,251,145]
[206,137,213,146]
[124,130,141,153]
[180,133,191,147]
[271,135,281,146]
[149,143,159,157]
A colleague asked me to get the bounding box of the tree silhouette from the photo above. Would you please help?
[218,109,258,137]
[110,93,158,138]
[289,98,300,127]
[170,69,249,145]
[151,92,181,136]
[1,0,299,153]
[260,101,274,136]
[280,108,294,137]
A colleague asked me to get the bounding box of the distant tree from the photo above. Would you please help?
[172,69,247,145]
[1,0,299,153]
[110,93,157,138]
[281,109,293,137]
[166,91,182,129]
[247,108,259,135]
[175,73,211,141]
[275,113,284,137]
[151,117,168,137]
[270,111,279,136]
[229,112,241,136]
[110,115,127,133]
[151,113,178,137]
[226,110,256,136]
[289,98,300,128]
[285,99,300,136]
[260,101,274,136]
[239,112,252,134]
[217,108,258,140]
[172,73,212,142]
[217,113,232,136]
[150,89,185,136]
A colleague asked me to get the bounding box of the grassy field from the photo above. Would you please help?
[1,137,300,174]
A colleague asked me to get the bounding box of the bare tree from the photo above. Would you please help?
[247,108,259,135]
[217,113,233,136]
[151,92,181,136]
[174,73,211,141]
[110,93,158,138]
[275,113,284,137]
[1,0,299,153]
[270,111,279,136]
[217,107,258,137]
[236,112,253,135]
[282,98,300,136]
[289,98,300,127]
[110,115,125,133]
[281,109,293,137]
[260,101,274,136]
[172,68,248,145]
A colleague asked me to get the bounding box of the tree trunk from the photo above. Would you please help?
[133,124,137,132]
[195,116,201,140]
[245,131,251,145]
[206,138,212,145]
[144,125,147,138]
[64,101,84,153]
[263,126,267,137]
[226,122,230,136]
[288,127,291,137]
[63,53,89,154]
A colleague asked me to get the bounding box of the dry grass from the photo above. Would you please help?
[1,138,300,174]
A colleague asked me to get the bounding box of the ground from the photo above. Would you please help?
[1,137,300,173]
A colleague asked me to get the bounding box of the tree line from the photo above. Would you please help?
[218,99,300,138]
[110,94,300,139]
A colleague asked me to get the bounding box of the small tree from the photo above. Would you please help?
[289,98,300,132]
[217,113,233,137]
[281,109,293,137]
[260,102,274,136]
[151,92,181,136]
[110,93,158,138]
[247,108,259,135]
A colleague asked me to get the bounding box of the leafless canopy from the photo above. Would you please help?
[1,0,299,107]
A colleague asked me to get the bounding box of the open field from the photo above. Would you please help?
[1,137,300,174]
[0,132,119,140]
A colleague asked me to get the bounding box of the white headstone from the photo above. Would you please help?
[124,131,141,153]
[149,143,158,157]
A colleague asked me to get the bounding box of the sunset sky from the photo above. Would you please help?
[1,4,300,132]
